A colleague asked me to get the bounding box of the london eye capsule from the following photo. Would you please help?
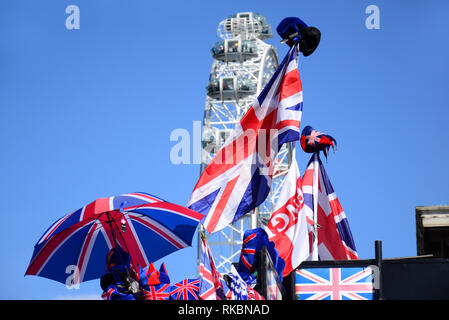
[211,39,257,63]
[206,76,256,100]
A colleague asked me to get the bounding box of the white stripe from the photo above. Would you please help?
[285,57,298,74]
[79,206,87,221]
[99,225,114,250]
[302,185,313,194]
[311,154,319,260]
[38,215,68,245]
[109,197,114,211]
[188,154,255,206]
[342,268,373,284]
[208,155,257,232]
[128,193,161,204]
[125,206,200,222]
[77,223,101,283]
[36,221,95,276]
[278,91,303,110]
[123,215,149,267]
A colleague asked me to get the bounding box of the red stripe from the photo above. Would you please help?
[302,168,314,188]
[241,255,252,270]
[194,109,277,189]
[243,232,257,245]
[94,197,111,215]
[25,219,93,275]
[205,175,240,233]
[329,198,344,218]
[109,213,148,268]
[275,120,301,131]
[317,204,347,259]
[82,197,111,220]
[278,68,302,101]
[43,210,76,242]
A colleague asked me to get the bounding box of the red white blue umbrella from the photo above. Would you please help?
[25,192,204,285]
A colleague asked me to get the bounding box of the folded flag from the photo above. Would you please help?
[302,153,358,260]
[199,233,226,300]
[225,264,265,300]
[226,265,249,300]
[188,44,303,234]
[265,144,310,277]
[237,228,285,283]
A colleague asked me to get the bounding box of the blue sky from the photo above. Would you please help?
[1,0,448,299]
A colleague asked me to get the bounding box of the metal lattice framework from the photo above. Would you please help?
[198,12,292,274]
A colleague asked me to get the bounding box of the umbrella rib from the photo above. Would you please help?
[39,203,156,242]
[70,221,99,282]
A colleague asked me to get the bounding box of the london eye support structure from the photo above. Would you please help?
[198,12,292,274]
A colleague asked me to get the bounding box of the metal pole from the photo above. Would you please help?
[374,240,383,300]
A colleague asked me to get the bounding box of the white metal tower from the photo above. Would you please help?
[198,12,292,274]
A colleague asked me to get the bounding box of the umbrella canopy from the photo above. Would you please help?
[25,192,204,285]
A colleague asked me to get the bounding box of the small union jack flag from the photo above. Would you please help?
[295,267,374,300]
[198,234,226,300]
[170,279,200,300]
[141,283,171,300]
[101,284,136,300]
[247,286,265,300]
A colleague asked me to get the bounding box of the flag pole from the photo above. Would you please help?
[311,152,319,260]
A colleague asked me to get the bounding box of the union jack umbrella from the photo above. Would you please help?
[169,279,200,300]
[25,192,204,285]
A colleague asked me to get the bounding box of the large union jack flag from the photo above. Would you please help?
[302,154,358,260]
[188,45,303,234]
[295,267,374,300]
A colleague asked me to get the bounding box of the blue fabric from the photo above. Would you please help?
[276,17,308,42]
[237,228,285,283]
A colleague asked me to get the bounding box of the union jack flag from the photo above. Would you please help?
[247,286,265,300]
[239,232,258,271]
[188,45,303,234]
[295,267,374,300]
[198,234,227,300]
[101,284,136,300]
[170,279,200,300]
[302,153,358,260]
[141,283,171,300]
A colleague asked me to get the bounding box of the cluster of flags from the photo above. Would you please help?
[188,43,358,299]
[26,34,358,301]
